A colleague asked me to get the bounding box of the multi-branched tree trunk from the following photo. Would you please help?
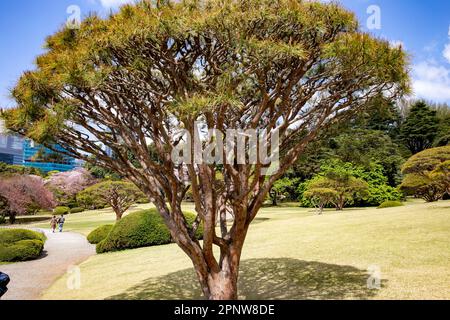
[2,0,409,300]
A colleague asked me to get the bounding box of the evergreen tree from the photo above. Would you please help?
[400,101,439,154]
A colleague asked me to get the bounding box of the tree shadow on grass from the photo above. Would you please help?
[107,258,383,300]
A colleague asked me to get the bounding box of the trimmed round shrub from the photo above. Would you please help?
[67,201,80,209]
[96,209,203,254]
[0,229,46,262]
[87,225,114,244]
[54,206,70,215]
[0,240,45,262]
[377,200,404,209]
[70,207,85,214]
[0,228,46,243]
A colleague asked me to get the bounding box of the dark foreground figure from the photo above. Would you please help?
[0,272,10,298]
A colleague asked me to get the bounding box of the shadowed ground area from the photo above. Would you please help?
[107,258,380,300]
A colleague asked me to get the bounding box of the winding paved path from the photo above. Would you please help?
[0,229,95,300]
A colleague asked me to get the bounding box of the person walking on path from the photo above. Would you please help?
[57,215,66,233]
[50,216,58,233]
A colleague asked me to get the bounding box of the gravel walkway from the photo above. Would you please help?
[0,229,95,300]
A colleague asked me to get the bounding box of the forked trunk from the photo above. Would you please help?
[207,270,239,300]
[336,196,345,211]
[197,250,241,300]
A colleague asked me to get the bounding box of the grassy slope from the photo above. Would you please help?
[40,200,450,300]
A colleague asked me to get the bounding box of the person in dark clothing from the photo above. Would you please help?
[57,215,66,233]
[0,272,10,298]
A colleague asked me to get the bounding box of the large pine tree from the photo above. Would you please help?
[400,101,439,154]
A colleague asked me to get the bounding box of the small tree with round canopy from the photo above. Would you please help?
[304,187,337,215]
[305,174,369,211]
[77,181,145,220]
[400,146,450,202]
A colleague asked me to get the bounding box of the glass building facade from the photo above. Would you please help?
[23,140,77,173]
[1,120,77,172]
[0,121,24,165]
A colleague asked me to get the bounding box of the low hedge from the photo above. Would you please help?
[136,197,150,204]
[54,206,70,215]
[377,200,404,209]
[87,225,113,244]
[11,216,51,225]
[96,209,203,254]
[70,207,85,214]
[0,229,46,262]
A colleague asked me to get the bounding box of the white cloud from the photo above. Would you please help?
[412,60,450,102]
[444,44,450,64]
[411,26,450,103]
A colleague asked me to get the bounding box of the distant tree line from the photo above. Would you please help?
[269,97,450,208]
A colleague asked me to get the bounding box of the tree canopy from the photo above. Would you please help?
[0,175,55,223]
[400,101,439,154]
[400,146,450,202]
[1,0,409,300]
[77,180,145,220]
[305,162,369,211]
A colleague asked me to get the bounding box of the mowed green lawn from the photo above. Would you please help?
[36,200,450,300]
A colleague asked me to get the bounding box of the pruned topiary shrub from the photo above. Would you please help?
[0,229,46,262]
[70,207,85,214]
[96,209,203,254]
[53,206,70,215]
[377,201,404,209]
[0,229,46,243]
[87,225,113,244]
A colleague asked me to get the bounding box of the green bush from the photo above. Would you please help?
[0,162,43,177]
[87,225,114,244]
[136,197,150,204]
[38,209,53,215]
[70,207,85,214]
[54,206,70,215]
[0,228,46,244]
[46,170,60,177]
[13,216,52,225]
[299,162,403,208]
[96,209,203,254]
[0,240,45,262]
[377,201,404,209]
[67,201,80,209]
[0,216,6,225]
[0,229,46,262]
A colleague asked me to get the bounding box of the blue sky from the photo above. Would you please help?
[0,0,449,108]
